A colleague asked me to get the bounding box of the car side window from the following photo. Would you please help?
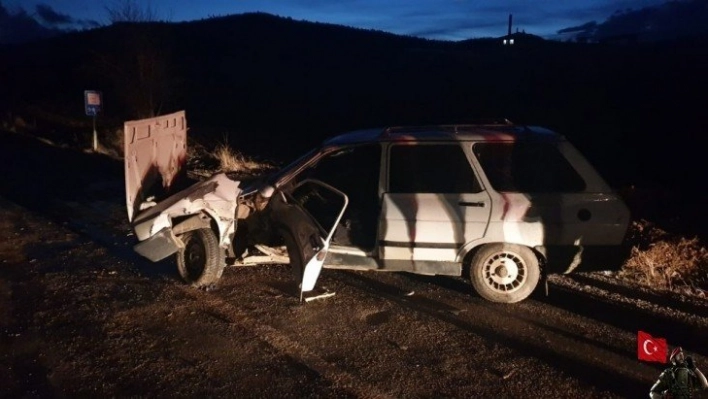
[388,144,481,193]
[472,142,586,193]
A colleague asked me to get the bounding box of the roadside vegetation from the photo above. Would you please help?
[620,220,708,296]
[185,136,276,179]
[212,142,275,174]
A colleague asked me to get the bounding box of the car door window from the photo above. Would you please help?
[293,144,381,248]
[389,144,481,193]
[286,180,347,237]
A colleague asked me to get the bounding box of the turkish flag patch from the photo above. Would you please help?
[638,331,667,363]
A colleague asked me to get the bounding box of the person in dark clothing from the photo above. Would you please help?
[650,347,708,399]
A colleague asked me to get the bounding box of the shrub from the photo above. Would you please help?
[183,136,274,179]
[94,127,125,159]
[620,220,708,291]
[211,143,274,174]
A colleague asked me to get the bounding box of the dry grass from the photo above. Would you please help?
[211,143,274,174]
[620,220,708,292]
[94,128,125,159]
[1,114,32,133]
[184,136,275,179]
[185,137,213,177]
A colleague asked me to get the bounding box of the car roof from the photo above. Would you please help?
[322,124,563,146]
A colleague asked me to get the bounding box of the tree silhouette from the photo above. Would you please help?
[96,0,176,118]
[105,0,158,24]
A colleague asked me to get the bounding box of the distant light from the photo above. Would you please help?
[502,38,515,45]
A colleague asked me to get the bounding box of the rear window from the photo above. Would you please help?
[473,142,585,193]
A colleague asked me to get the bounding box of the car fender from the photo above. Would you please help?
[132,173,241,249]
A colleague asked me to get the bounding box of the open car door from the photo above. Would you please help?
[268,179,348,301]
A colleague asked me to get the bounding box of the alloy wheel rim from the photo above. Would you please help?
[482,251,527,293]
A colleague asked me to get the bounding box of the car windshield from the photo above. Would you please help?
[268,147,320,187]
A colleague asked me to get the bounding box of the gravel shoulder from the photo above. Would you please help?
[2,198,707,398]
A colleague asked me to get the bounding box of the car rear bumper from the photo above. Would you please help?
[134,227,183,262]
[536,244,632,274]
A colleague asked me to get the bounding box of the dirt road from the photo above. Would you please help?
[1,132,707,398]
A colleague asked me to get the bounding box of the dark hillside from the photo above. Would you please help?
[1,13,707,234]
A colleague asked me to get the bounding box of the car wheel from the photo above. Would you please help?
[281,230,304,282]
[468,243,540,303]
[177,228,224,287]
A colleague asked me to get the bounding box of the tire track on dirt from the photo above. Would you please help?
[2,192,693,397]
[395,269,708,357]
[0,196,394,398]
[0,197,392,397]
[14,191,689,398]
[543,278,708,357]
[327,270,662,398]
[173,285,395,399]
[6,186,701,398]
[560,273,708,316]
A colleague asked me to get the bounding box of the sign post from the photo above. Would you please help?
[84,90,102,151]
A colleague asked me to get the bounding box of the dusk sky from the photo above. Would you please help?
[5,0,668,40]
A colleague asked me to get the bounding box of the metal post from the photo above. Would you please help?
[92,114,98,151]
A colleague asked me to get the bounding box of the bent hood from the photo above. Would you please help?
[124,111,188,223]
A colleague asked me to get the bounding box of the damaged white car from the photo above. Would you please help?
[124,111,630,303]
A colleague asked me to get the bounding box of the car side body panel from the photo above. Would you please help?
[378,192,491,262]
[131,173,242,260]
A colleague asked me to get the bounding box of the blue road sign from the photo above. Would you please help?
[84,90,102,116]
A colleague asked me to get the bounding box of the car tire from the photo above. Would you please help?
[468,243,540,303]
[177,228,224,288]
[281,229,304,282]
